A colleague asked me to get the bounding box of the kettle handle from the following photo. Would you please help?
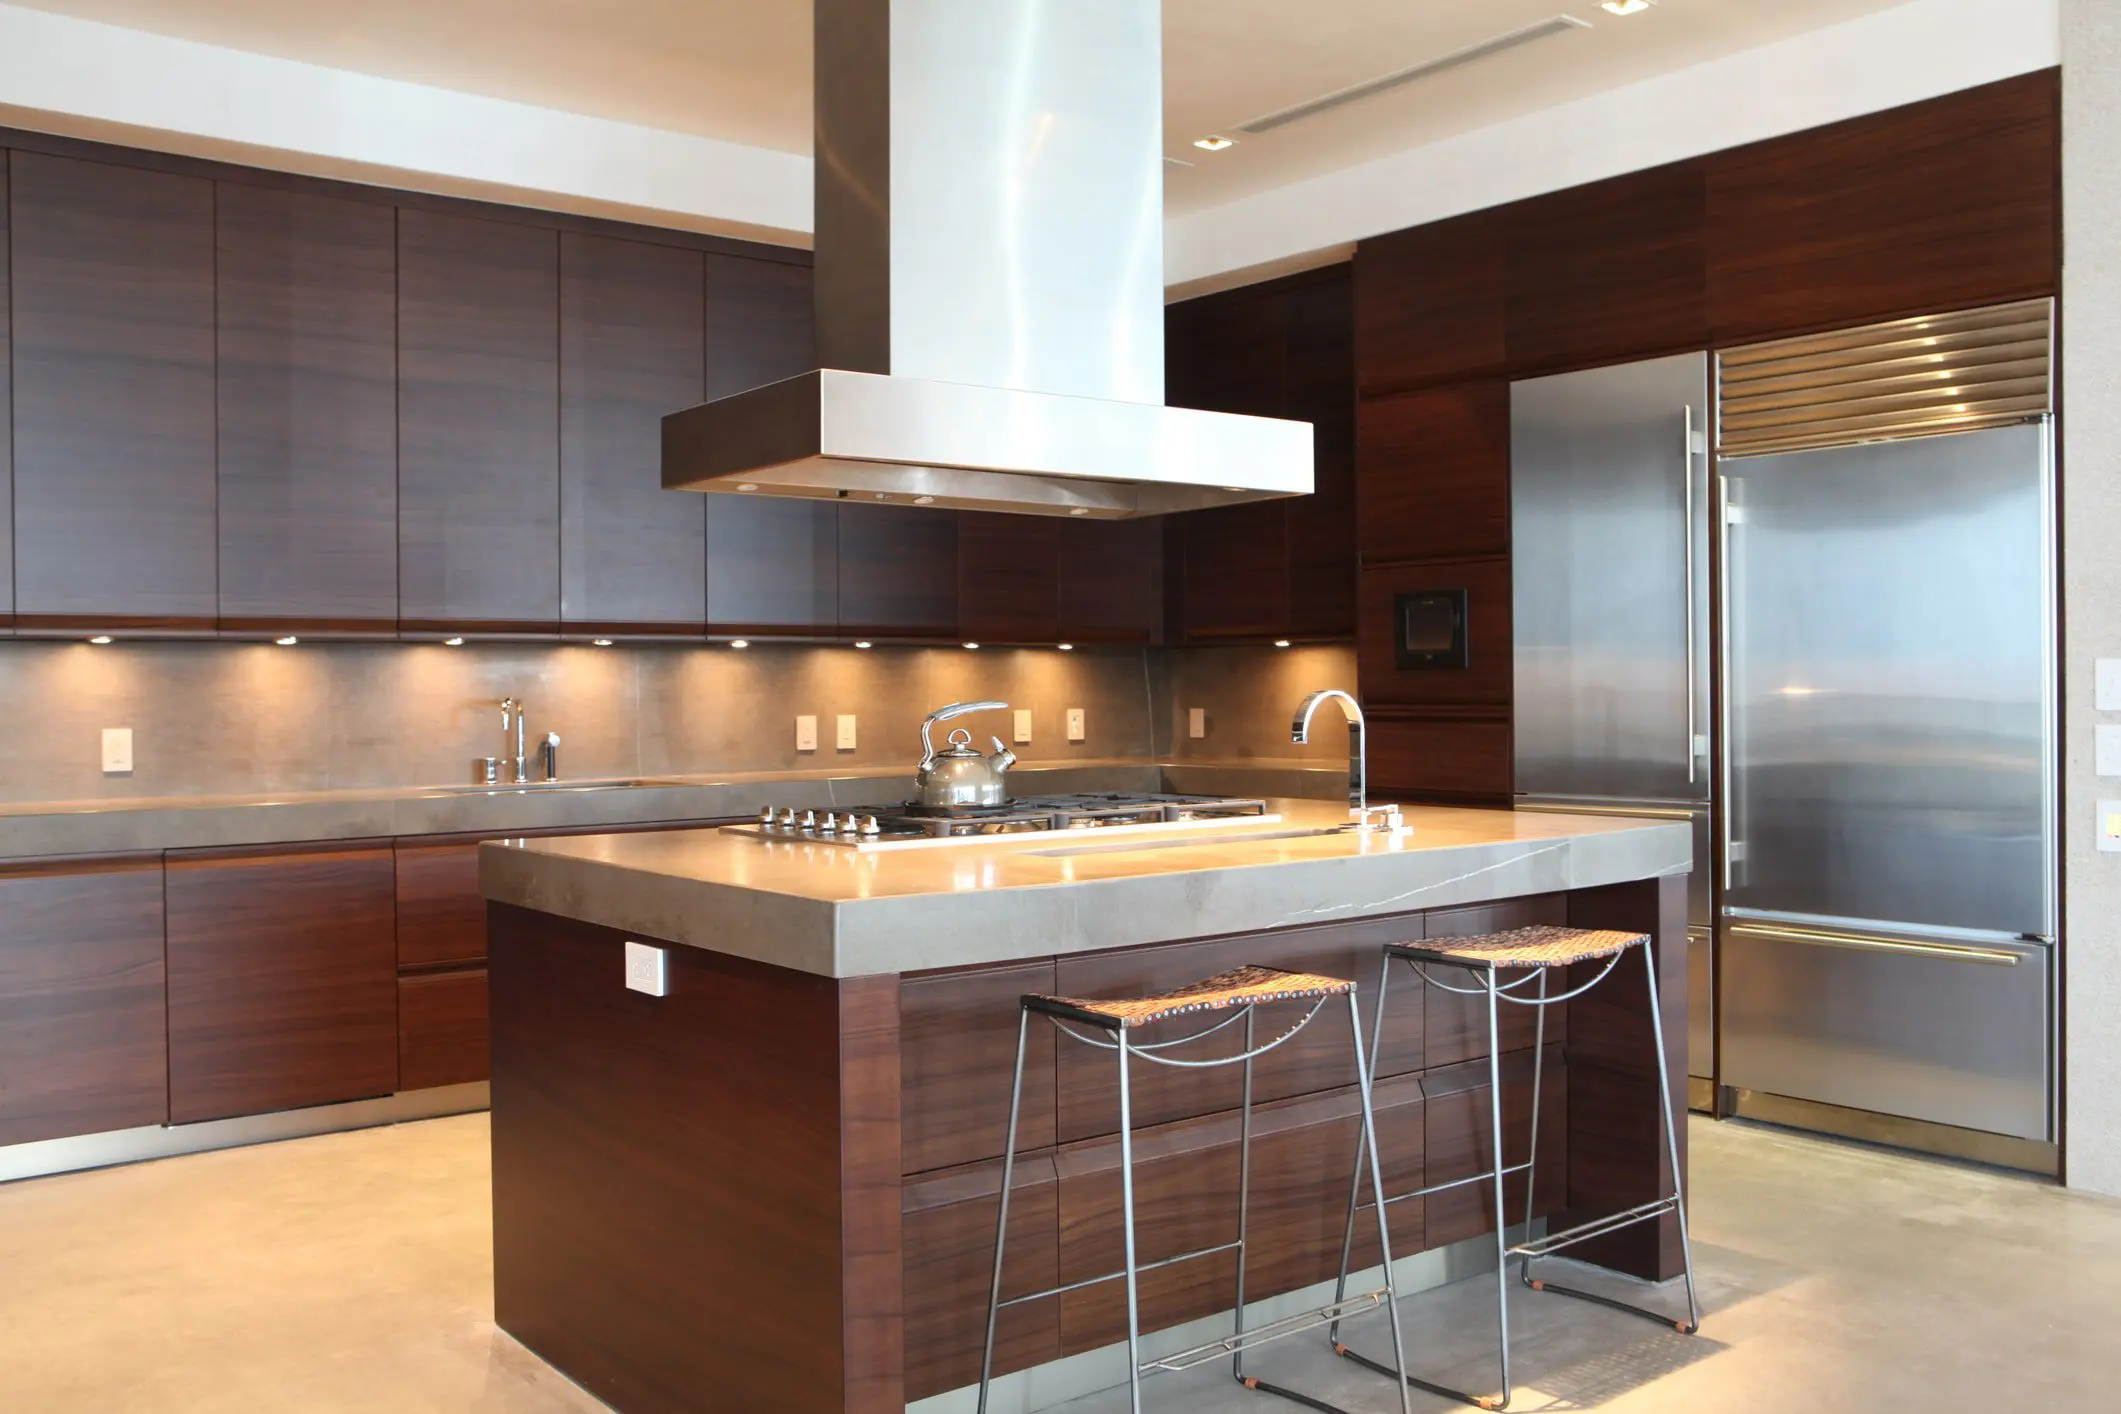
[919,700,1010,765]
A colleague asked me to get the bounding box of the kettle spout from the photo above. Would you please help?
[988,737,1019,773]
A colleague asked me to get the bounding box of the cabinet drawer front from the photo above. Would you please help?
[395,840,489,968]
[399,969,490,1092]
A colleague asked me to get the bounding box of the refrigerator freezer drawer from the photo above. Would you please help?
[1721,920,2050,1141]
[1688,925,1712,1083]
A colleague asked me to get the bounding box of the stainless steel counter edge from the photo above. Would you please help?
[477,807,1693,979]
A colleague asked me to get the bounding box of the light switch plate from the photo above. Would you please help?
[2100,660,2121,712]
[2100,726,2121,778]
[1188,707,1206,740]
[1013,709,1033,744]
[624,941,669,996]
[795,715,818,752]
[1066,708,1086,742]
[836,714,858,750]
[101,727,133,774]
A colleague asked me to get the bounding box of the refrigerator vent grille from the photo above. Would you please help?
[1716,298,2052,458]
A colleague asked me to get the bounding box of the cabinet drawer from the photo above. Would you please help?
[399,969,490,1091]
[395,838,488,968]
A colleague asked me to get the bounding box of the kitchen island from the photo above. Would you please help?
[479,800,1692,1414]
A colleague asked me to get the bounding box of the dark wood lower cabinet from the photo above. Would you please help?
[399,968,490,1090]
[165,842,399,1125]
[0,857,168,1146]
[903,1155,1063,1401]
[395,837,488,969]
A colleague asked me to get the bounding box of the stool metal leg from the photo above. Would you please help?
[1232,1006,1256,1386]
[1351,990,1419,1414]
[1118,1027,1145,1414]
[1518,966,1549,1292]
[1328,948,1394,1344]
[1484,966,1513,1410]
[976,1008,1032,1414]
[1644,947,1703,1334]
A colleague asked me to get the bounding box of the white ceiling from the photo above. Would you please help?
[14,0,1915,216]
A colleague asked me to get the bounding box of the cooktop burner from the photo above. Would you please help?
[727,792,1275,850]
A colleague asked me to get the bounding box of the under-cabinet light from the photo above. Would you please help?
[1057,643,1075,652]
[592,638,614,647]
[854,640,873,649]
[963,642,981,650]
[1273,639,1291,648]
[730,639,750,649]
[275,636,299,646]
[88,635,113,645]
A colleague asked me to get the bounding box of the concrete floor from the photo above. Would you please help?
[0,1114,2115,1413]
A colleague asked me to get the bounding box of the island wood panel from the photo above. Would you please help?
[1420,1047,1567,1248]
[903,1154,1063,1401]
[8,151,217,627]
[488,904,904,1414]
[1056,517,1162,645]
[1358,382,1511,567]
[394,838,489,968]
[1284,269,1358,640]
[1366,715,1513,803]
[1506,161,1709,377]
[838,503,959,639]
[0,857,167,1146]
[957,513,1059,645]
[0,153,12,622]
[1419,895,1571,1067]
[164,842,399,1124]
[397,209,560,630]
[1354,204,1509,399]
[1357,556,1512,708]
[1560,873,1689,1283]
[398,967,489,1090]
[900,961,1059,1175]
[1706,70,2059,345]
[213,182,398,631]
[1051,915,1430,1146]
[560,233,707,631]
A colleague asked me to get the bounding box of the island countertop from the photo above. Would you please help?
[479,798,1691,978]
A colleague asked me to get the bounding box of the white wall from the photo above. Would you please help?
[1167,0,2060,291]
[2060,1,2121,1196]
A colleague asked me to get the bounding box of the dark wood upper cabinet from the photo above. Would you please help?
[0,858,168,1146]
[1354,205,1509,399]
[560,233,707,631]
[958,512,1059,645]
[1357,381,1510,566]
[839,503,959,637]
[1284,270,1357,640]
[1056,517,1162,645]
[397,209,560,630]
[1707,70,2059,344]
[1172,503,1289,641]
[0,153,12,624]
[701,252,839,632]
[1506,160,1708,377]
[214,183,398,630]
[9,152,217,626]
[166,843,400,1125]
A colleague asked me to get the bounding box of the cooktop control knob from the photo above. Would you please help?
[857,815,881,836]
[800,809,819,830]
[775,807,797,827]
[757,806,775,826]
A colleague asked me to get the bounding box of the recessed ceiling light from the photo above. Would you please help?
[963,642,981,651]
[1193,135,1237,152]
[1600,0,1653,14]
[87,635,113,645]
[854,640,873,649]
[275,636,299,646]
[443,636,464,647]
[592,638,614,647]
[1057,643,1074,652]
[1273,639,1291,649]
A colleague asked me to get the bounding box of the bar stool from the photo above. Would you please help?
[978,965,1415,1414]
[1330,926,1701,1411]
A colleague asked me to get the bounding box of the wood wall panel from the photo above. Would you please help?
[1355,206,1509,398]
[900,962,1058,1175]
[9,152,217,625]
[0,858,168,1145]
[165,843,399,1124]
[559,233,707,630]
[1357,557,1512,708]
[903,1156,1062,1400]
[397,209,560,628]
[958,514,1059,645]
[1357,382,1510,566]
[214,183,399,629]
[1706,71,2059,344]
[1368,716,1513,802]
[398,968,489,1090]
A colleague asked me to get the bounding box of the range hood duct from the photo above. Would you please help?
[661,0,1314,519]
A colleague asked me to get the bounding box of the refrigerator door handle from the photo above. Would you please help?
[1683,406,1698,785]
[1725,921,2022,967]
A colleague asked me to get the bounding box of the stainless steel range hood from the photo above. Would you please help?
[660,0,1314,519]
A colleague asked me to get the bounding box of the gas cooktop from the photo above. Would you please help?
[723,792,1276,851]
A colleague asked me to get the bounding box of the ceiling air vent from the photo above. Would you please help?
[1235,15,1591,135]
[1717,299,2053,459]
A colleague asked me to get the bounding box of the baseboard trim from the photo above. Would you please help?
[0,1083,490,1184]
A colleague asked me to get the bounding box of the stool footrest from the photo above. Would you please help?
[1142,1291,1387,1375]
[1333,1341,1505,1410]
[1508,1196,1677,1261]
[1359,1159,1534,1213]
[998,1240,1243,1309]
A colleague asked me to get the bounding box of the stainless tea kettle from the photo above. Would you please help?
[913,701,1018,809]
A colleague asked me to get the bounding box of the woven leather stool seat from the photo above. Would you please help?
[1025,965,1356,1030]
[1388,924,1648,969]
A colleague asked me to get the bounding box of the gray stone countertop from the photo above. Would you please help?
[478,799,1692,979]
[0,760,1346,861]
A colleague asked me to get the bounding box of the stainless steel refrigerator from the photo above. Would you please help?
[1511,301,2057,1164]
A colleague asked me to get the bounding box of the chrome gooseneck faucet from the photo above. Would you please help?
[1292,688,1402,833]
[500,697,529,784]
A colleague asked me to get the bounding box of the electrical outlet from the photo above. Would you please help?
[836,714,858,750]
[2101,659,2121,712]
[2100,725,2121,778]
[101,727,134,774]
[1066,708,1086,742]
[624,940,669,996]
[795,715,819,752]
[1013,709,1033,744]
[1188,707,1206,739]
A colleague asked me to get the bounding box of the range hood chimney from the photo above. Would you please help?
[661,0,1314,519]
